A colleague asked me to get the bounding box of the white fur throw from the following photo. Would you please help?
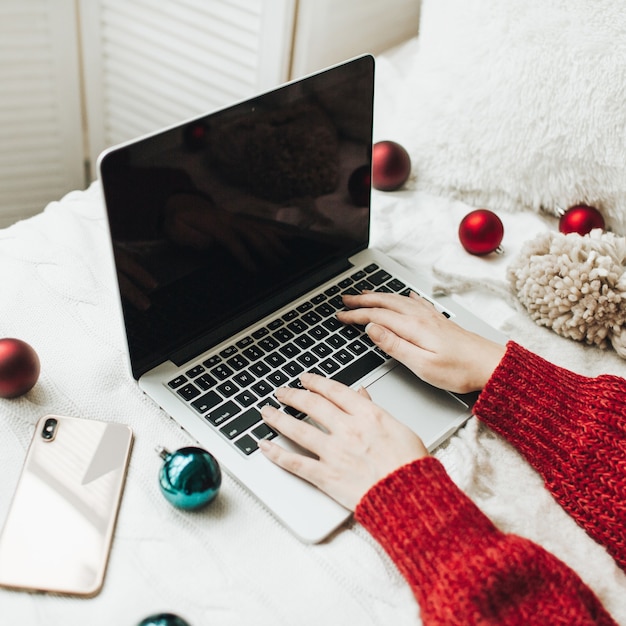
[508,229,626,356]
[394,0,626,233]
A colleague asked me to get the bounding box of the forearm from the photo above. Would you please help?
[356,458,616,625]
[474,341,626,571]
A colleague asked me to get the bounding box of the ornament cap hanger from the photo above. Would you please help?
[156,445,171,460]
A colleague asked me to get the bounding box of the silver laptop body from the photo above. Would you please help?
[99,55,505,542]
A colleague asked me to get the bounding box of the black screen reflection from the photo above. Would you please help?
[100,56,374,377]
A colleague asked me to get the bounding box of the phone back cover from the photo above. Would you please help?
[0,415,133,596]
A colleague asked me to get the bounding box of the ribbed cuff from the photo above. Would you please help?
[473,341,626,481]
[473,341,626,573]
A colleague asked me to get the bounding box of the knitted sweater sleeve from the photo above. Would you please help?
[354,340,624,624]
[355,458,616,625]
[473,341,626,572]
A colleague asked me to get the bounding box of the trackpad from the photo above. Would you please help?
[366,365,469,450]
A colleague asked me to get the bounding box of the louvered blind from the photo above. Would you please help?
[0,0,85,227]
[80,0,295,176]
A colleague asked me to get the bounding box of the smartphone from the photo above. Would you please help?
[0,415,133,596]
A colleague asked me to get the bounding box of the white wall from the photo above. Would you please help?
[290,0,419,78]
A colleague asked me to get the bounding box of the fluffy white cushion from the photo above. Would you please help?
[392,0,626,233]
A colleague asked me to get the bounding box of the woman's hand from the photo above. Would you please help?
[260,373,428,511]
[338,291,506,394]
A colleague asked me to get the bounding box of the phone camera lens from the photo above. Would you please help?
[42,418,58,441]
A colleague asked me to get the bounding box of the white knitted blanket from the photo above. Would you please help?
[1,41,625,626]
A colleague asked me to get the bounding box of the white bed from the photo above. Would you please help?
[1,3,626,623]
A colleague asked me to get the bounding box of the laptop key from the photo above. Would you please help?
[203,355,221,367]
[250,361,271,377]
[331,352,385,386]
[177,383,200,401]
[235,390,258,407]
[315,303,335,317]
[227,354,249,370]
[206,400,241,426]
[185,365,205,378]
[297,352,318,367]
[351,270,367,281]
[234,434,258,455]
[168,375,187,389]
[211,364,233,380]
[326,333,347,349]
[279,343,300,358]
[319,358,340,375]
[220,408,262,439]
[233,370,255,387]
[273,327,294,343]
[339,326,360,340]
[217,380,239,397]
[252,423,277,440]
[308,325,329,341]
[354,279,374,292]
[387,278,406,292]
[322,317,342,332]
[220,345,238,358]
[312,343,332,358]
[283,360,304,378]
[252,380,273,397]
[294,334,315,349]
[347,340,368,356]
[302,311,322,325]
[196,373,218,390]
[287,319,308,334]
[191,390,222,414]
[265,351,286,367]
[252,327,269,339]
[258,397,280,410]
[369,269,392,285]
[334,349,354,365]
[259,336,279,351]
[243,345,264,361]
[236,336,254,349]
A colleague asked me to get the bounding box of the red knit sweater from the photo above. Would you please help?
[355,341,625,625]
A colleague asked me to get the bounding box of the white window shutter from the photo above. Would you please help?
[0,0,85,227]
[79,0,296,176]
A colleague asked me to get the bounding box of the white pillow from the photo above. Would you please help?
[391,0,626,234]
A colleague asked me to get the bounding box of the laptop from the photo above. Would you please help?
[98,55,505,543]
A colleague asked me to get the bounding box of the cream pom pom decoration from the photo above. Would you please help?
[508,229,626,356]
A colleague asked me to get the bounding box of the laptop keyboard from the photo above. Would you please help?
[166,263,424,457]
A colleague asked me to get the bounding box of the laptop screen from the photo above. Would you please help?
[99,55,374,378]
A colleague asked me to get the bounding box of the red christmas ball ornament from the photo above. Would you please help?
[558,204,605,235]
[458,209,504,255]
[372,140,411,191]
[0,338,40,398]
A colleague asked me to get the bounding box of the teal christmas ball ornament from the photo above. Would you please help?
[157,446,221,510]
[137,613,191,626]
